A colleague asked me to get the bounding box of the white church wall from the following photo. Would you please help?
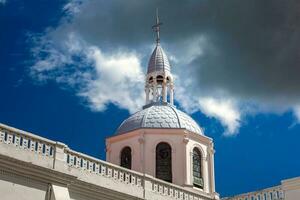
[143,129,186,186]
[0,170,48,200]
[107,129,187,185]
[106,130,142,172]
[106,128,215,193]
[282,177,300,200]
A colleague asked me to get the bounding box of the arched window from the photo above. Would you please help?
[120,147,132,169]
[156,142,172,183]
[193,147,203,188]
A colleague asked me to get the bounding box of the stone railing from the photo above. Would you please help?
[146,174,212,200]
[65,148,144,188]
[0,123,215,200]
[65,148,213,200]
[224,185,284,200]
[0,124,55,157]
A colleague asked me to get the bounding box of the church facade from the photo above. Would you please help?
[0,14,299,200]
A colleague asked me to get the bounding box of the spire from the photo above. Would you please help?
[152,8,162,44]
[145,10,174,106]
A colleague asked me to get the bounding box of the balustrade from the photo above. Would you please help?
[0,125,54,157]
[226,186,284,200]
[148,176,212,200]
[65,149,143,187]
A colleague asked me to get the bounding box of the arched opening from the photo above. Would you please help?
[120,146,132,169]
[156,75,164,84]
[156,142,172,183]
[148,76,153,83]
[193,147,203,188]
[166,76,170,83]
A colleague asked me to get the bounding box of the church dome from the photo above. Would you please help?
[147,44,171,74]
[116,103,203,135]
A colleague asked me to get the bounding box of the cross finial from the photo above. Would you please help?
[152,8,163,44]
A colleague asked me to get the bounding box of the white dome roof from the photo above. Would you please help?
[147,44,171,74]
[116,103,203,135]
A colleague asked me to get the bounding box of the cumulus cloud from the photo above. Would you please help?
[198,98,241,136]
[30,32,144,113]
[29,0,300,135]
[294,106,300,122]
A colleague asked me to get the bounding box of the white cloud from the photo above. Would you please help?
[198,97,241,136]
[81,46,144,113]
[0,0,6,4]
[63,0,82,16]
[29,0,300,136]
[30,32,144,113]
[293,106,300,122]
[175,76,241,136]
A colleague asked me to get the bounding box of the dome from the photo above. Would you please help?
[116,103,203,135]
[147,44,171,74]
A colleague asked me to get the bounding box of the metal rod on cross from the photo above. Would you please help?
[152,8,163,44]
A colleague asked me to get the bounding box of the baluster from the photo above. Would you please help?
[89,161,93,172]
[0,131,4,142]
[169,188,174,197]
[137,177,142,187]
[107,168,112,177]
[184,193,188,200]
[159,185,163,194]
[7,133,13,144]
[45,145,50,156]
[131,175,136,185]
[30,140,36,151]
[125,173,130,183]
[83,159,87,169]
[95,163,100,174]
[119,171,124,182]
[113,169,118,179]
[37,142,43,154]
[69,155,74,166]
[180,191,183,200]
[164,186,168,195]
[14,135,20,146]
[23,138,28,149]
[101,165,106,175]
[279,190,284,199]
[174,190,178,199]
[76,157,81,168]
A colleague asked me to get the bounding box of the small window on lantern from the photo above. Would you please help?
[149,76,153,83]
[156,75,164,84]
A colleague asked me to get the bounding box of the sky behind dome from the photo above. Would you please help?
[0,0,300,197]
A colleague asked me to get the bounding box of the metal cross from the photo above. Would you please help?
[152,8,163,44]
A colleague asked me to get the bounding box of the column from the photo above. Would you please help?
[208,144,216,194]
[162,81,167,102]
[145,87,150,104]
[153,78,157,102]
[170,85,174,105]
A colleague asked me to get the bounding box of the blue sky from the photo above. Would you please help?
[1,0,300,197]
